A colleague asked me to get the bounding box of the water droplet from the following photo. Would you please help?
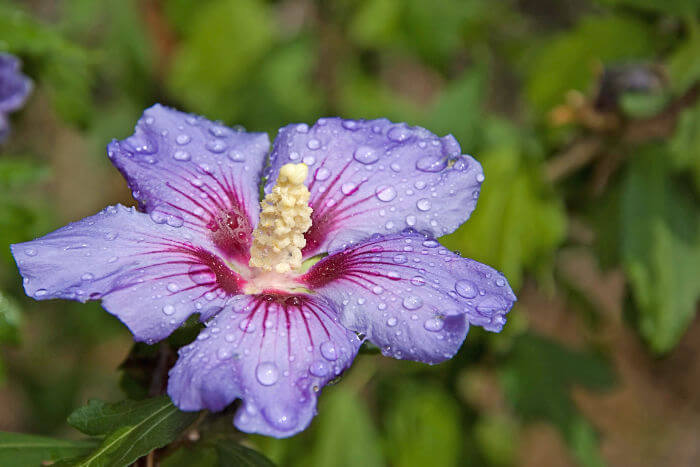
[303,155,316,165]
[423,317,444,332]
[414,180,426,190]
[289,151,300,161]
[167,283,179,292]
[390,162,401,172]
[217,347,233,360]
[24,248,37,256]
[166,213,184,228]
[227,150,245,162]
[393,254,407,264]
[296,123,309,133]
[422,239,439,248]
[455,279,478,298]
[402,295,423,310]
[341,183,357,195]
[410,276,426,286]
[388,126,411,142]
[309,360,328,377]
[320,341,338,361]
[162,304,175,316]
[175,134,191,145]
[353,145,378,164]
[372,285,384,294]
[205,140,226,153]
[387,317,398,327]
[476,173,485,183]
[239,320,256,333]
[405,215,417,226]
[416,198,431,211]
[496,277,506,287]
[315,167,330,181]
[256,362,280,386]
[375,185,397,202]
[35,289,48,297]
[81,273,94,281]
[416,156,447,172]
[188,265,215,285]
[342,120,358,130]
[104,231,118,241]
[307,138,321,150]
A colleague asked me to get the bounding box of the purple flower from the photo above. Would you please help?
[0,53,32,142]
[11,105,516,437]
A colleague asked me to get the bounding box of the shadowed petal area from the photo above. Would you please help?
[107,104,269,264]
[266,118,484,257]
[302,232,516,364]
[11,205,245,343]
[168,293,361,438]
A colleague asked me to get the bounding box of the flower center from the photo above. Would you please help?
[248,163,313,275]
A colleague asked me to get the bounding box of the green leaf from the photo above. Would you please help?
[167,0,276,121]
[501,333,614,467]
[217,440,277,467]
[0,431,98,467]
[0,292,21,345]
[305,387,384,467]
[383,383,462,467]
[620,147,700,353]
[667,20,700,95]
[0,2,93,125]
[161,445,218,467]
[425,69,486,151]
[349,0,402,48]
[440,127,566,289]
[66,396,199,466]
[669,102,700,192]
[526,15,655,113]
[0,158,49,189]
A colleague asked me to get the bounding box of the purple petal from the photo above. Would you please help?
[0,53,32,113]
[168,293,361,438]
[302,232,516,364]
[11,205,246,343]
[107,104,269,264]
[266,118,483,257]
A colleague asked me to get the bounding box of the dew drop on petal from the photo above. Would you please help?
[402,295,423,310]
[307,138,321,150]
[387,317,398,327]
[354,145,379,164]
[81,273,94,281]
[205,140,227,153]
[422,239,439,248]
[256,362,280,386]
[167,282,179,292]
[375,185,397,202]
[173,150,190,161]
[315,167,330,181]
[405,215,417,226]
[228,150,245,162]
[320,341,338,361]
[175,134,191,145]
[393,254,407,264]
[24,248,37,257]
[388,126,411,142]
[341,183,357,195]
[35,289,48,297]
[416,198,432,211]
[309,360,328,377]
[217,347,233,360]
[416,156,447,172]
[423,317,445,332]
[455,279,478,299]
[476,173,485,183]
[162,304,175,316]
[188,265,215,285]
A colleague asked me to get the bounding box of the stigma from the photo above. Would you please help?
[249,163,313,274]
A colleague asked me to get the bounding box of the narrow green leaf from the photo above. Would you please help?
[67,396,198,466]
[0,431,98,467]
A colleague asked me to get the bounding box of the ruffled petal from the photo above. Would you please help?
[266,118,483,257]
[107,104,269,264]
[168,293,361,438]
[11,205,245,343]
[302,232,516,364]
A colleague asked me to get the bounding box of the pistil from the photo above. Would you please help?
[249,163,313,274]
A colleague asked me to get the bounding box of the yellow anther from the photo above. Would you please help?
[249,163,313,274]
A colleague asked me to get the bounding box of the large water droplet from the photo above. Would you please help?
[423,317,444,332]
[354,145,378,164]
[320,341,338,361]
[205,140,227,153]
[405,215,417,226]
[162,304,175,316]
[35,289,48,297]
[476,173,485,183]
[175,134,191,145]
[388,126,411,142]
[315,167,330,181]
[309,360,328,377]
[307,138,321,150]
[416,198,431,211]
[256,362,280,386]
[167,282,180,292]
[422,239,439,248]
[402,295,423,310]
[393,254,407,264]
[416,156,447,172]
[387,317,398,327]
[341,182,357,195]
[455,279,478,298]
[375,185,397,202]
[227,150,245,162]
[188,265,215,285]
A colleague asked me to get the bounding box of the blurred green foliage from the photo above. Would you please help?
[1,0,699,465]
